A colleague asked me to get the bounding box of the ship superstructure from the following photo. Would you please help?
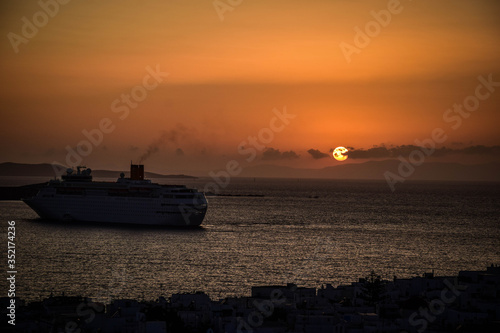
[23,164,207,226]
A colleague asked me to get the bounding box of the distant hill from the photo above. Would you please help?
[0,162,196,179]
[239,160,500,181]
[1,161,498,182]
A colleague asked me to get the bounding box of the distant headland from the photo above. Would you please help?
[0,162,196,179]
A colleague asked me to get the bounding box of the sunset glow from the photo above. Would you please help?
[0,0,499,175]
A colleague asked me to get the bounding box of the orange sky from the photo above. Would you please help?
[0,0,499,174]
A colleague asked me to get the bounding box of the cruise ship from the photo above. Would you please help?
[23,164,207,226]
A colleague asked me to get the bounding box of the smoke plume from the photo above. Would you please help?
[137,125,188,163]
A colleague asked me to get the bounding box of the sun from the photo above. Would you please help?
[333,146,348,161]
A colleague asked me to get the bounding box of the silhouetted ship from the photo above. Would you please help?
[23,164,207,226]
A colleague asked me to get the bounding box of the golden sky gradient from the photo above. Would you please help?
[0,0,499,174]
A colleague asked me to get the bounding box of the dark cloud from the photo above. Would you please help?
[347,146,392,159]
[307,149,330,159]
[262,148,299,160]
[346,145,500,159]
[460,145,500,155]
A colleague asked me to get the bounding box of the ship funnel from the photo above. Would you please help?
[130,164,144,180]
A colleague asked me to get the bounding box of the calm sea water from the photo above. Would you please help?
[0,177,499,302]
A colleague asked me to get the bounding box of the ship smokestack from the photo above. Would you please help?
[130,164,144,180]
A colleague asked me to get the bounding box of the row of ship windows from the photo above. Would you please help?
[166,188,196,193]
[161,203,204,207]
[44,193,197,199]
[162,194,196,199]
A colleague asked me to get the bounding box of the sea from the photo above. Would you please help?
[0,177,499,303]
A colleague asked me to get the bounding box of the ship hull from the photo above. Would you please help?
[23,195,206,227]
